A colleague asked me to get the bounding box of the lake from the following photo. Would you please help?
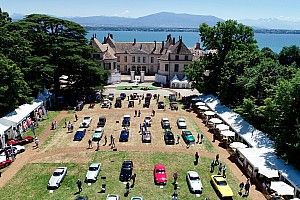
[86,30,300,53]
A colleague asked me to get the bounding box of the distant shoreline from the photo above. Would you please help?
[85,26,300,34]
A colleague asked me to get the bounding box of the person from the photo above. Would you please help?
[110,135,113,146]
[70,123,74,132]
[35,137,39,148]
[176,135,180,144]
[67,122,71,132]
[125,181,130,196]
[138,110,141,117]
[139,98,141,105]
[103,135,107,146]
[210,159,215,173]
[131,173,136,188]
[152,110,155,117]
[75,113,78,121]
[195,152,200,165]
[0,171,2,177]
[239,182,244,195]
[173,172,178,184]
[171,190,178,200]
[174,181,178,190]
[64,119,67,128]
[139,123,142,133]
[215,154,220,165]
[111,137,115,148]
[88,139,92,149]
[200,134,204,144]
[197,133,200,144]
[76,179,82,193]
[244,179,250,196]
[51,121,55,130]
[218,163,222,175]
[54,121,57,129]
[222,164,227,178]
[96,141,100,151]
[134,110,137,117]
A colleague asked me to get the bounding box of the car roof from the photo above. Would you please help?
[77,128,86,132]
[99,116,106,119]
[162,118,169,120]
[188,171,199,177]
[90,163,101,167]
[213,175,226,181]
[123,114,130,117]
[95,127,103,132]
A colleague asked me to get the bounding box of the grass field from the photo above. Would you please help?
[0,151,249,200]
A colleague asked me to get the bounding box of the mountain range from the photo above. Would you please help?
[11,12,300,30]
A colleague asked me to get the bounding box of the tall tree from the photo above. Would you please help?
[279,45,300,67]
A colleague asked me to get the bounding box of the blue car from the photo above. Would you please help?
[119,129,129,142]
[74,128,86,141]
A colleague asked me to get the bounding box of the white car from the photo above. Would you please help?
[48,167,67,189]
[102,99,111,108]
[144,116,152,127]
[131,197,143,200]
[161,118,170,129]
[85,163,101,183]
[177,118,187,129]
[186,171,203,194]
[106,194,120,200]
[80,116,92,128]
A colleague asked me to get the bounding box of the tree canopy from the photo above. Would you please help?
[0,10,108,116]
[186,20,300,167]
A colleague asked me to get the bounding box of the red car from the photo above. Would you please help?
[153,164,167,185]
[0,159,12,169]
[7,136,34,146]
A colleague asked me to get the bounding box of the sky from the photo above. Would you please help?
[1,0,300,21]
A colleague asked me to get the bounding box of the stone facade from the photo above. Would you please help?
[91,34,197,82]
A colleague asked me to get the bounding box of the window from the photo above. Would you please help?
[124,56,127,62]
[158,65,160,70]
[117,65,120,70]
[174,64,179,72]
[143,57,146,63]
[165,64,169,71]
[151,57,154,63]
[132,66,136,71]
[175,55,179,61]
[138,56,141,63]
[132,56,135,62]
[185,55,189,61]
[117,56,120,62]
[125,65,128,71]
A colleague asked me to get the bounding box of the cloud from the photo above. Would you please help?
[113,10,130,17]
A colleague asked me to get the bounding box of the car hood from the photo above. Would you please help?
[48,176,61,186]
[86,171,97,180]
[190,180,203,190]
[186,135,195,141]
[93,132,102,138]
[218,185,234,197]
[155,173,167,181]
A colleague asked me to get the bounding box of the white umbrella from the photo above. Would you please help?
[229,142,247,149]
[204,111,215,116]
[220,130,235,137]
[216,124,230,131]
[270,181,294,196]
[195,102,205,106]
[198,106,209,111]
[209,118,223,124]
[290,198,300,200]
[258,167,279,179]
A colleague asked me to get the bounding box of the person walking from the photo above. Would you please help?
[222,164,227,178]
[134,110,137,117]
[64,119,67,128]
[176,135,180,144]
[96,141,100,151]
[215,154,220,165]
[103,135,107,146]
[138,110,141,117]
[200,134,204,144]
[218,163,223,175]
[76,179,82,193]
[139,98,141,105]
[197,133,200,144]
[210,159,215,173]
[111,137,115,148]
[35,137,39,148]
[239,182,244,195]
[173,172,178,184]
[244,179,250,196]
[110,135,113,146]
[75,113,78,122]
[194,152,200,165]
[125,181,130,196]
[131,173,136,188]
[139,123,142,133]
[54,121,57,129]
[88,139,92,149]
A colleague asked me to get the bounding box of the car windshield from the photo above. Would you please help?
[179,119,185,122]
[84,117,90,120]
[156,169,165,173]
[89,167,98,171]
[216,180,227,186]
[184,131,192,136]
[53,171,62,176]
[190,176,199,181]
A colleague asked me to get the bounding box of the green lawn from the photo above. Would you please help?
[116,86,158,90]
[0,151,249,200]
[23,111,60,138]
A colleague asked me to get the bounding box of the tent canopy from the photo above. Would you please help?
[195,102,205,106]
[170,74,180,83]
[209,118,223,124]
[204,111,215,116]
[0,101,43,127]
[198,106,209,111]
[259,167,279,179]
[216,124,230,131]
[229,142,248,149]
[270,181,294,196]
[220,130,235,137]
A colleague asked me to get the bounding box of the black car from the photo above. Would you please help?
[119,160,133,182]
[97,116,106,127]
[158,101,165,109]
[164,129,175,145]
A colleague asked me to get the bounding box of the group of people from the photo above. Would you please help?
[134,110,141,117]
[239,178,251,196]
[124,173,137,196]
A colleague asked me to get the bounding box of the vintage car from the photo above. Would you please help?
[142,131,151,143]
[177,117,187,129]
[119,160,133,182]
[106,194,120,200]
[157,101,165,109]
[170,102,178,110]
[97,116,106,127]
[164,129,175,145]
[182,130,195,145]
[101,99,111,108]
[48,167,67,189]
[122,115,131,127]
[153,164,167,185]
[119,129,129,142]
[210,175,233,198]
[144,116,152,127]
[186,171,203,194]
[85,163,101,183]
[74,128,86,141]
[7,136,34,146]
[80,116,92,128]
[92,128,104,142]
[161,118,171,129]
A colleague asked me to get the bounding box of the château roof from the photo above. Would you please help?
[168,40,191,55]
[114,42,163,54]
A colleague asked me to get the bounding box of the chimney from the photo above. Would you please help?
[160,41,164,53]
[153,40,157,51]
[104,37,107,44]
[179,36,182,43]
[172,37,175,45]
[95,33,97,38]
[140,44,142,50]
[109,34,113,39]
[133,38,136,45]
[195,42,201,50]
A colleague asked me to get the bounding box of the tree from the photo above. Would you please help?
[0,55,31,115]
[261,47,278,60]
[0,8,11,27]
[279,45,300,67]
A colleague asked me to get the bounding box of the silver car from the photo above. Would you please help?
[106,194,120,200]
[177,118,187,129]
[48,167,67,189]
[80,116,92,128]
[186,171,203,194]
[85,163,101,183]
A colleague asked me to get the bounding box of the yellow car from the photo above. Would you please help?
[211,175,233,198]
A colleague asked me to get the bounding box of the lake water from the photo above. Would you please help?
[86,31,300,53]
